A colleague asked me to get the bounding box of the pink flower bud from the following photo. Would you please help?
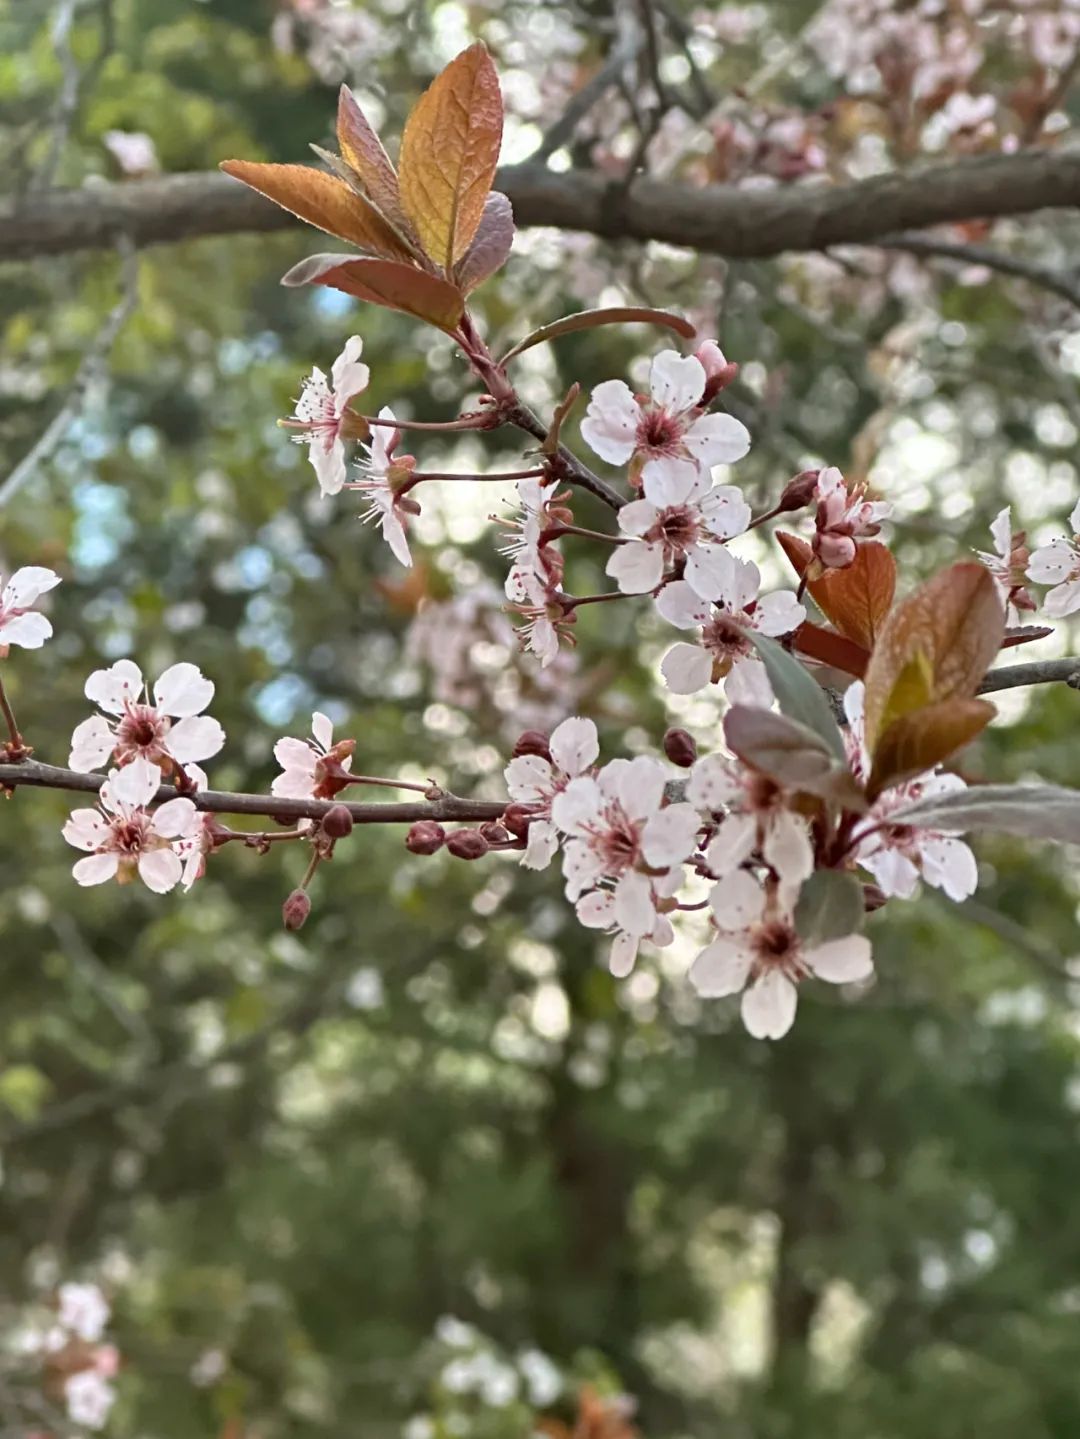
[405,820,446,855]
[322,804,354,839]
[501,804,531,838]
[479,820,509,843]
[663,728,698,768]
[282,889,311,930]
[512,730,551,762]
[695,340,739,401]
[815,533,858,569]
[777,468,822,514]
[446,829,490,860]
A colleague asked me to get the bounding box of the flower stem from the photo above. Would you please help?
[0,673,27,759]
[560,590,632,612]
[395,467,546,499]
[361,413,497,433]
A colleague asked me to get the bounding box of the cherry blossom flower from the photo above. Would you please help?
[508,571,564,667]
[552,756,700,939]
[577,882,677,978]
[272,711,354,800]
[842,682,978,901]
[501,479,565,603]
[976,507,1036,624]
[811,466,890,572]
[286,335,369,496]
[57,1284,110,1344]
[346,406,415,566]
[606,460,751,597]
[687,752,815,890]
[580,349,750,478]
[504,716,598,868]
[0,566,61,651]
[69,660,224,777]
[64,1369,117,1430]
[62,759,199,893]
[656,555,804,700]
[1027,498,1080,618]
[689,871,873,1039]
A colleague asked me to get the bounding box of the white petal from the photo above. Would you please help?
[641,801,699,866]
[85,659,144,715]
[661,642,712,694]
[763,812,814,886]
[2,565,61,608]
[69,715,115,771]
[0,612,52,648]
[1045,577,1080,618]
[862,845,920,899]
[271,769,317,799]
[552,775,603,835]
[153,662,214,717]
[166,716,225,765]
[505,753,554,802]
[689,938,753,997]
[655,580,711,628]
[641,457,699,508]
[380,507,413,568]
[577,889,616,929]
[549,716,599,776]
[521,819,559,870]
[618,756,667,820]
[329,334,369,400]
[804,935,874,984]
[651,913,675,947]
[138,848,182,894]
[1027,538,1075,584]
[683,412,751,466]
[724,656,774,707]
[108,758,160,809]
[606,541,665,594]
[686,754,740,811]
[151,797,198,839]
[62,809,110,852]
[1070,497,1080,533]
[613,871,656,936]
[311,712,335,751]
[609,932,638,977]
[755,590,805,637]
[616,498,660,538]
[580,380,640,464]
[742,972,798,1039]
[708,866,765,927]
[273,737,317,774]
[685,544,736,599]
[72,853,120,887]
[649,351,705,412]
[311,438,347,497]
[562,838,604,899]
[697,484,751,539]
[705,814,758,879]
[918,836,978,901]
[989,506,1012,560]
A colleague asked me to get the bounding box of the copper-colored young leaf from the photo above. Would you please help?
[791,621,869,678]
[725,706,866,809]
[867,697,996,799]
[862,562,1004,752]
[281,254,464,332]
[500,306,696,364]
[455,192,515,293]
[218,160,414,262]
[776,531,896,649]
[398,42,504,271]
[1002,624,1055,649]
[336,84,410,232]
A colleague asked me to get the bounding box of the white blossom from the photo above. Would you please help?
[289,335,369,496]
[0,566,61,650]
[503,716,598,869]
[272,711,353,799]
[347,405,413,566]
[57,1283,110,1343]
[62,759,199,893]
[687,752,815,890]
[69,660,224,776]
[64,1369,117,1430]
[1027,497,1080,618]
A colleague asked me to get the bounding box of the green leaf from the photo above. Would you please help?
[795,870,866,945]
[500,306,696,364]
[891,783,1080,844]
[724,706,866,810]
[746,632,847,762]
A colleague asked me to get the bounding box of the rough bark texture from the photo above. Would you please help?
[3,148,1080,262]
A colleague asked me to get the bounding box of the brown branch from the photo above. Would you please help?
[5,149,1080,263]
[978,657,1080,694]
[0,759,507,824]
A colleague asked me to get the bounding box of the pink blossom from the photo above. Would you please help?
[62,759,199,893]
[580,349,750,477]
[656,555,804,699]
[272,711,354,800]
[552,756,700,941]
[976,506,1036,624]
[606,460,751,597]
[346,406,414,566]
[69,659,224,776]
[812,466,890,571]
[687,752,815,890]
[503,716,598,869]
[1027,498,1080,618]
[287,335,369,496]
[0,566,61,651]
[690,871,873,1040]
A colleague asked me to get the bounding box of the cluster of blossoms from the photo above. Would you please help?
[20,1282,119,1430]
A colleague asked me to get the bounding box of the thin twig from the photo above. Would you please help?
[868,230,1080,311]
[0,238,138,507]
[978,658,1080,694]
[32,0,85,190]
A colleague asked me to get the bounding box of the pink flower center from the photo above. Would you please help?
[586,804,643,875]
[636,407,685,458]
[750,920,807,981]
[116,704,170,763]
[649,505,702,559]
[109,813,153,856]
[702,611,752,662]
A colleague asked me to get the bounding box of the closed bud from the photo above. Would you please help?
[446,828,490,860]
[282,888,311,931]
[405,820,446,855]
[322,803,354,839]
[501,803,531,838]
[695,340,739,401]
[663,727,698,768]
[778,468,822,513]
[512,729,551,762]
[479,820,509,843]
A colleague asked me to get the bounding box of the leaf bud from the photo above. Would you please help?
[663,728,698,768]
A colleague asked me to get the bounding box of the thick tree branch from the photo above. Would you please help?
[0,759,507,824]
[978,657,1080,693]
[4,149,1080,263]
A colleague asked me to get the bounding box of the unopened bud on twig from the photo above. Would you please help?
[322,804,354,839]
[501,804,531,838]
[446,829,490,860]
[695,340,739,402]
[282,888,312,931]
[777,468,821,514]
[405,820,446,855]
[512,730,551,762]
[663,728,698,768]
[480,820,509,843]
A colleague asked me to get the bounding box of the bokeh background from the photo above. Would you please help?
[3,1,1080,1435]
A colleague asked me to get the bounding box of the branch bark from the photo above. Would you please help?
[4,149,1080,263]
